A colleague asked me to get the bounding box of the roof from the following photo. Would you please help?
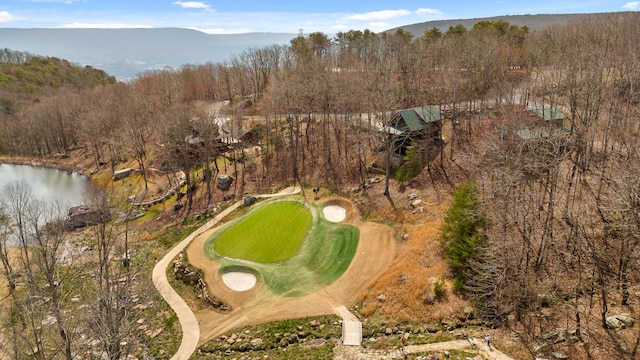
[516,128,550,140]
[216,128,250,144]
[392,106,442,132]
[531,106,567,121]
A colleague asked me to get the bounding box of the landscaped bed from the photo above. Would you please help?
[205,199,359,296]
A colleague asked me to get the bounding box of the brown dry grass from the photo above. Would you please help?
[353,174,473,325]
[358,217,470,323]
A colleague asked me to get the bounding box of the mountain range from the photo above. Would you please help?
[0,28,297,80]
[0,12,627,80]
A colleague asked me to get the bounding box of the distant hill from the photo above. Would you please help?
[2,13,635,80]
[384,12,637,37]
[0,28,297,80]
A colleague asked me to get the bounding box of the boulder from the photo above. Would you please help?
[300,338,325,348]
[243,196,257,206]
[287,333,299,344]
[606,314,635,330]
[309,320,321,328]
[216,175,234,190]
[249,338,263,347]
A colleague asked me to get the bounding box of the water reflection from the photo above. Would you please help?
[0,164,89,207]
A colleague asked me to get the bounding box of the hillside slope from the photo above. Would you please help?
[385,11,636,36]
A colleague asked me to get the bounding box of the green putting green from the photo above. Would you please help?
[212,200,313,263]
[206,199,359,296]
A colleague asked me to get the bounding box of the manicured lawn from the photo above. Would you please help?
[260,218,359,295]
[205,199,359,296]
[212,200,312,263]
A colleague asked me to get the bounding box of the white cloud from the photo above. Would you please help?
[172,1,211,10]
[343,9,411,21]
[28,0,83,3]
[0,10,22,23]
[59,22,153,29]
[622,2,640,9]
[416,8,443,16]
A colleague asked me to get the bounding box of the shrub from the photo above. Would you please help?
[434,279,447,300]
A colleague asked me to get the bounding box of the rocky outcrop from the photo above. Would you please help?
[172,251,230,313]
[66,205,112,229]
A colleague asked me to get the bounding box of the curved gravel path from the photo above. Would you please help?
[152,187,300,360]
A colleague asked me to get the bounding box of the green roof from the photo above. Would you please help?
[393,106,442,132]
[532,107,566,121]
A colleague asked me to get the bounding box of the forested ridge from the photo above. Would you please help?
[0,49,116,114]
[1,11,640,359]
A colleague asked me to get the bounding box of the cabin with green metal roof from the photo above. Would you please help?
[515,106,570,140]
[382,105,445,162]
[388,106,443,135]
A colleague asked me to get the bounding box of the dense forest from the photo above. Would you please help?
[1,11,640,359]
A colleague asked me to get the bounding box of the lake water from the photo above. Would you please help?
[0,163,89,207]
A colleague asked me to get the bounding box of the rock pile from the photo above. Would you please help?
[172,252,230,312]
[198,318,336,356]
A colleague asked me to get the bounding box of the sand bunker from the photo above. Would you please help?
[222,272,257,291]
[323,205,346,222]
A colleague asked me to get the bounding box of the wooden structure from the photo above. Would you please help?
[515,106,570,140]
[386,106,443,152]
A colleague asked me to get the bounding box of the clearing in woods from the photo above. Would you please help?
[205,199,359,296]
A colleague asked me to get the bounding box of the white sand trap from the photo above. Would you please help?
[323,205,346,222]
[222,272,257,291]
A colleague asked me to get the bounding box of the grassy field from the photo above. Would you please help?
[212,200,312,263]
[206,200,359,296]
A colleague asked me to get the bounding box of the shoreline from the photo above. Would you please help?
[0,155,83,174]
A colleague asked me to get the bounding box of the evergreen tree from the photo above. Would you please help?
[441,180,485,289]
[396,142,422,183]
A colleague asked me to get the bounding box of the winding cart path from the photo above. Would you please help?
[152,186,300,360]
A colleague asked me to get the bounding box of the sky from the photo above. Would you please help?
[0,0,638,34]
